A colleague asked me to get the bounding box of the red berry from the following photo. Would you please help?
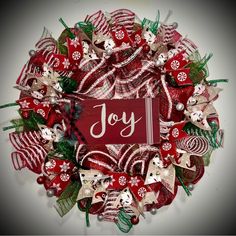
[130,216,139,225]
[21,110,30,119]
[143,44,150,53]
[37,176,46,184]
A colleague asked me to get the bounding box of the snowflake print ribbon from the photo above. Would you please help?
[107,172,151,201]
[165,51,193,86]
[17,97,52,119]
[52,37,83,71]
[111,26,132,47]
[44,158,76,196]
[160,122,188,166]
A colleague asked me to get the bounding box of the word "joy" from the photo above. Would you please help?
[90,103,142,138]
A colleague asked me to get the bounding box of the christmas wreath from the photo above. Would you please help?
[1,9,226,233]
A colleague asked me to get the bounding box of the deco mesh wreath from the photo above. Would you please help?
[1,9,225,233]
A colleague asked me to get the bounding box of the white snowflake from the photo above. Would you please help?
[19,100,30,109]
[52,183,62,191]
[45,159,56,169]
[60,173,70,182]
[115,30,125,40]
[128,176,140,187]
[59,162,70,172]
[170,60,180,70]
[137,187,147,198]
[70,37,80,48]
[62,58,70,69]
[72,51,81,60]
[118,176,127,186]
[171,128,179,138]
[162,142,172,151]
[36,109,46,117]
[53,58,60,68]
[177,72,187,82]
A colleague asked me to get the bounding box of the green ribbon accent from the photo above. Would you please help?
[188,52,213,83]
[76,21,95,39]
[175,167,191,196]
[5,111,46,132]
[197,53,213,74]
[77,201,86,212]
[57,41,68,55]
[54,140,76,160]
[59,18,75,39]
[46,149,58,159]
[2,124,23,131]
[77,198,92,227]
[0,102,18,109]
[54,181,80,217]
[85,198,92,227]
[59,76,78,93]
[141,10,160,35]
[202,149,213,166]
[115,208,133,233]
[207,79,228,84]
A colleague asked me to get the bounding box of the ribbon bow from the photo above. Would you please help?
[164,51,193,86]
[51,36,84,71]
[160,121,188,166]
[17,97,52,119]
[160,121,209,166]
[44,158,76,196]
[106,172,151,202]
[145,152,196,194]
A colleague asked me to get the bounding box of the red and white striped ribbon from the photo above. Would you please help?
[85,10,110,36]
[176,37,197,57]
[102,190,120,222]
[110,9,135,35]
[9,131,47,173]
[176,136,209,156]
[17,28,59,86]
[79,150,118,173]
[158,23,177,45]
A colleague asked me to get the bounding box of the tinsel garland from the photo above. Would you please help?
[1,9,226,233]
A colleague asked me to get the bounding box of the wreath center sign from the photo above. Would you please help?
[0,8,225,233]
[76,98,160,144]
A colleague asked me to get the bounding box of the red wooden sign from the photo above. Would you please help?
[76,98,160,145]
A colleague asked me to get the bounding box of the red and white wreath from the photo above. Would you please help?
[1,9,225,233]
